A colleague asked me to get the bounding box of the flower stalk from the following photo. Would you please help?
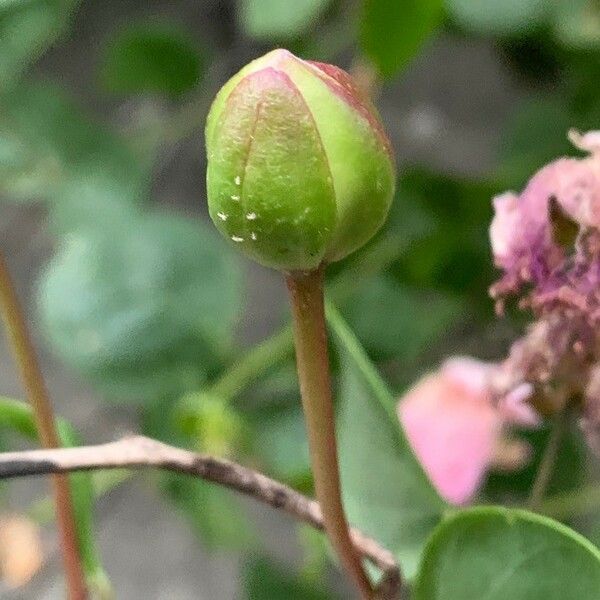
[0,252,87,600]
[286,266,373,599]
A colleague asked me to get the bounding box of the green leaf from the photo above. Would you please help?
[446,0,549,36]
[38,211,243,402]
[342,275,463,360]
[553,0,600,49]
[360,0,444,78]
[244,556,335,600]
[297,525,330,585]
[497,96,600,189]
[0,0,79,90]
[414,506,600,599]
[163,475,255,550]
[327,303,446,579]
[0,1,32,8]
[0,82,145,224]
[101,20,202,97]
[384,176,440,242]
[239,0,331,40]
[496,98,574,189]
[249,403,312,490]
[389,169,494,304]
[0,397,111,597]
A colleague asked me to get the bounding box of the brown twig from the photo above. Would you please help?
[0,434,402,599]
[0,253,87,600]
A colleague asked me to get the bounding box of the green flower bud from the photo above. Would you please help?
[205,49,395,271]
[177,392,244,456]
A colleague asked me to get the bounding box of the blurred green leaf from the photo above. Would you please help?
[48,172,145,235]
[496,98,573,188]
[298,525,330,585]
[250,403,311,490]
[328,303,446,579]
[0,82,146,228]
[38,211,243,402]
[553,0,600,49]
[342,274,463,360]
[0,0,79,90]
[0,1,31,7]
[390,170,494,303]
[243,362,299,404]
[360,0,443,78]
[414,507,600,599]
[384,176,440,241]
[446,0,549,36]
[0,397,111,596]
[496,97,600,189]
[101,21,202,97]
[164,475,255,550]
[239,0,331,40]
[244,556,335,600]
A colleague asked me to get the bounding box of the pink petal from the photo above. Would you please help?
[528,157,600,230]
[568,129,600,154]
[398,360,500,505]
[498,383,541,428]
[490,192,522,269]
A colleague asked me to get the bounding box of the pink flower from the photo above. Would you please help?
[397,357,539,505]
[487,130,600,454]
[489,192,522,270]
[490,130,600,311]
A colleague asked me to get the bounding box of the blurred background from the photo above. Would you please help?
[0,0,599,597]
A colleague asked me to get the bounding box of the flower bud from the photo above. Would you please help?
[176,392,244,456]
[205,49,395,271]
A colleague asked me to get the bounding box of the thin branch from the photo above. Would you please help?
[0,253,87,600]
[0,435,401,600]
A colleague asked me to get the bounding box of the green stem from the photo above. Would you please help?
[0,255,87,600]
[286,267,373,600]
[527,411,566,511]
[209,325,294,401]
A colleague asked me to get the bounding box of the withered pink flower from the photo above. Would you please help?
[397,357,539,505]
[489,191,523,270]
[490,130,600,315]
[489,130,600,453]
